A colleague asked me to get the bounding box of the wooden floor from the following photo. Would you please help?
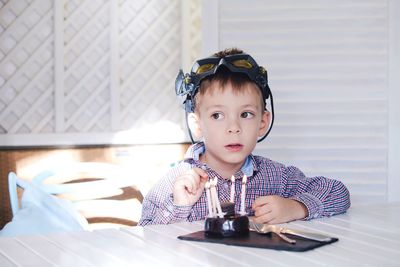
[0,143,189,229]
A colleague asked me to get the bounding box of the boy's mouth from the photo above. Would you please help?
[225,144,243,152]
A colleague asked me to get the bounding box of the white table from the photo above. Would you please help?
[0,203,399,267]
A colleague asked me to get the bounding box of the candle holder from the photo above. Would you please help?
[204,202,249,237]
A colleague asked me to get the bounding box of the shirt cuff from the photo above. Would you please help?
[160,194,193,221]
[291,193,324,220]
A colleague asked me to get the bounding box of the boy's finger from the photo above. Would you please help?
[191,168,209,189]
[253,202,268,216]
[184,169,206,192]
[192,167,208,179]
[175,175,193,193]
[252,196,270,209]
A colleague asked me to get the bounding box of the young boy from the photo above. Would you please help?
[139,48,350,226]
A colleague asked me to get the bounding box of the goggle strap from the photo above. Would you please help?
[257,92,274,143]
[184,99,194,113]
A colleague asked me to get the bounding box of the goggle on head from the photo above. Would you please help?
[175,53,272,113]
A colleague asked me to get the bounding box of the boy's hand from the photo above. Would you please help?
[252,195,308,224]
[173,167,208,206]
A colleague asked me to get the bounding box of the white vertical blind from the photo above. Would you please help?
[203,0,390,204]
[388,0,400,203]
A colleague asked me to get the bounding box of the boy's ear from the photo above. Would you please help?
[258,110,271,137]
[188,113,202,139]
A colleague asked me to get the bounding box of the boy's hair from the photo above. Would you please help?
[194,68,265,112]
[213,47,243,57]
[194,48,265,112]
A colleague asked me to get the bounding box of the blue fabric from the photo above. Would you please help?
[0,180,89,237]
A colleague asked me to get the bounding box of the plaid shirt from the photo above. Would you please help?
[139,142,350,226]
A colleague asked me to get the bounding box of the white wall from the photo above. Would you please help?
[202,0,400,204]
[388,0,400,202]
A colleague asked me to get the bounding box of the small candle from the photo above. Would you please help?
[210,178,217,217]
[240,175,247,215]
[205,181,213,217]
[230,175,235,203]
[214,192,224,218]
[211,178,224,218]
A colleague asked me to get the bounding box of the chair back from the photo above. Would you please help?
[9,162,143,229]
[3,172,89,237]
[8,172,30,216]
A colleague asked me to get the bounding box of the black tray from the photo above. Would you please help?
[178,230,338,252]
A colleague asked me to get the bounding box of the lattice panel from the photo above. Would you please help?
[188,0,202,63]
[63,0,111,132]
[119,0,182,130]
[0,0,202,144]
[0,0,54,134]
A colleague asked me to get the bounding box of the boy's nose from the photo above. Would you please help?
[227,121,241,134]
[228,128,241,134]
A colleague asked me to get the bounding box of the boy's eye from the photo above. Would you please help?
[211,112,224,120]
[241,111,254,119]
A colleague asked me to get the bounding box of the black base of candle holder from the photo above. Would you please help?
[204,215,249,238]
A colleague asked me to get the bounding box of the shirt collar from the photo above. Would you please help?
[184,142,258,178]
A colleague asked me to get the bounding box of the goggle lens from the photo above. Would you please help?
[231,59,253,69]
[196,63,216,74]
[195,59,254,75]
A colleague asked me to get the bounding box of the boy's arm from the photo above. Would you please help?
[138,192,192,226]
[283,166,351,220]
[138,167,194,226]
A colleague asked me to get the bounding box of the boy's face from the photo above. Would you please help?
[192,81,270,171]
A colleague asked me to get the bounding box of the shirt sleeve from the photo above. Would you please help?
[281,166,351,220]
[138,167,193,226]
